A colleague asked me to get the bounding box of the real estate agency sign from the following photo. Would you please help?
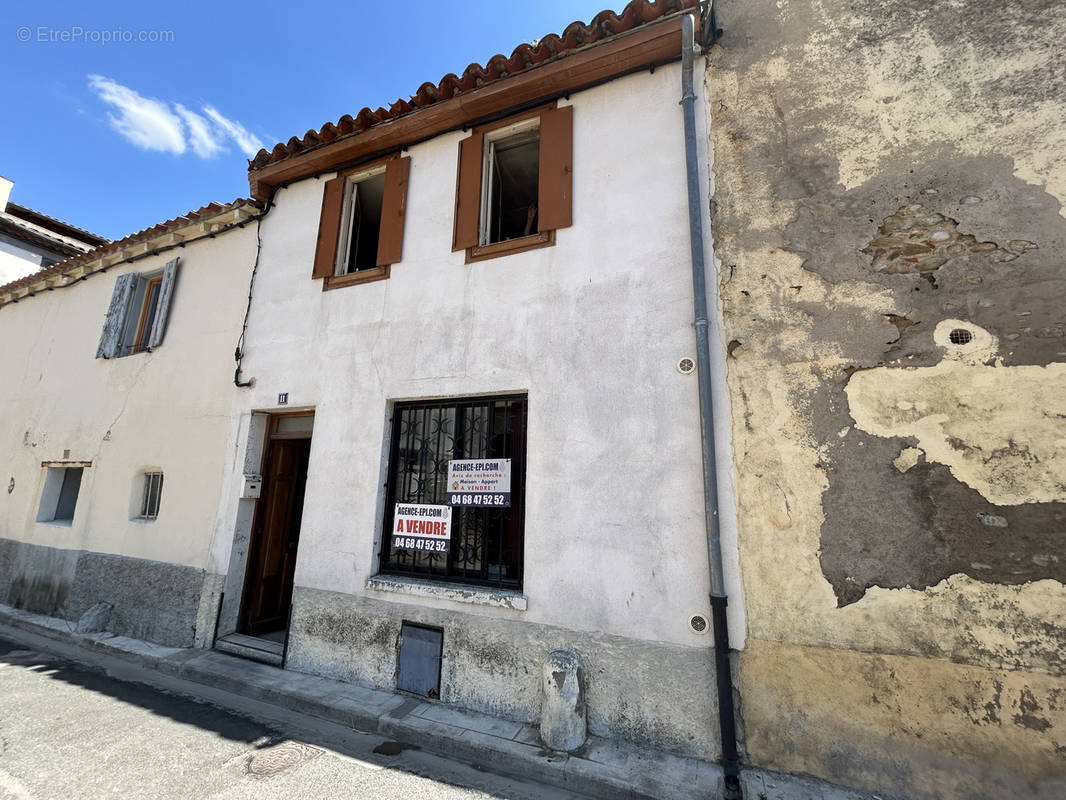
[446,459,511,507]
[392,504,452,553]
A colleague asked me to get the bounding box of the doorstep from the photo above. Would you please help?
[214,631,284,666]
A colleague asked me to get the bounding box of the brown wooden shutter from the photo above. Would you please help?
[452,130,484,251]
[538,105,573,232]
[312,175,345,278]
[376,156,411,267]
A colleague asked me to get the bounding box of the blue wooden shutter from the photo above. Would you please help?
[96,273,136,359]
[148,257,180,349]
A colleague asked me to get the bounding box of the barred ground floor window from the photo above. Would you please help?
[379,395,526,589]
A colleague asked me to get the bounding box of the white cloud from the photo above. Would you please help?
[174,104,223,158]
[203,106,265,157]
[88,76,266,160]
[88,75,185,155]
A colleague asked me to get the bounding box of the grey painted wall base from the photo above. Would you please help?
[0,538,208,648]
[285,585,721,760]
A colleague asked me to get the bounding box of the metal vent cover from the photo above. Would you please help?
[688,613,709,634]
[677,357,696,375]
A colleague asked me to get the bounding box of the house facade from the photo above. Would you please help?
[0,201,261,647]
[2,1,1064,798]
[206,0,741,763]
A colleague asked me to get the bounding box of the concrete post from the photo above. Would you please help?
[540,649,587,752]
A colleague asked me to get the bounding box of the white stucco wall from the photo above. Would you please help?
[212,62,744,649]
[0,226,257,569]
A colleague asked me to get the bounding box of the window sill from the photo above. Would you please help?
[323,264,390,291]
[36,519,73,527]
[466,230,554,263]
[365,574,527,611]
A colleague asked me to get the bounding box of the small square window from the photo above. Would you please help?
[36,466,84,525]
[140,471,164,519]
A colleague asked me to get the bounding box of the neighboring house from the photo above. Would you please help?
[208,0,739,770]
[0,176,107,285]
[0,200,261,648]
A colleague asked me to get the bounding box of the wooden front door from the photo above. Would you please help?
[242,434,311,636]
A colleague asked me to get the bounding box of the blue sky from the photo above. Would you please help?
[1,1,616,240]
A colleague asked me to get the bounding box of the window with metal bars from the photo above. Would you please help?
[379,396,526,589]
[140,471,163,519]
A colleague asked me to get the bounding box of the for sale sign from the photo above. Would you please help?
[392,503,452,553]
[446,459,511,507]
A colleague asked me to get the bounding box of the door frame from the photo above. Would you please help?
[237,410,314,636]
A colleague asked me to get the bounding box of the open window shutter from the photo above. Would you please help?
[538,105,574,233]
[148,257,180,349]
[376,156,411,267]
[313,175,346,278]
[95,273,137,359]
[452,131,484,251]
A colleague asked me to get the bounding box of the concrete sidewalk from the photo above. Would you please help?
[0,604,879,800]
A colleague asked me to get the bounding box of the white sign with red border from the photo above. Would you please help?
[392,503,452,553]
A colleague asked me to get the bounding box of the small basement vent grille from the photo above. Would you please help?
[948,328,974,345]
[677,357,696,375]
[688,613,709,634]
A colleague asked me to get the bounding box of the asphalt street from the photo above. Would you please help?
[0,635,591,800]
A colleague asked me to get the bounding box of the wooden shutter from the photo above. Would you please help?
[538,105,573,233]
[376,156,411,267]
[148,257,180,349]
[96,272,136,359]
[313,175,346,278]
[452,131,484,251]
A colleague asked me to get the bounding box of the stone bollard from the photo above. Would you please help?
[540,649,587,752]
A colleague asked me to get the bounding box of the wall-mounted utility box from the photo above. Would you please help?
[241,474,262,499]
[397,622,443,698]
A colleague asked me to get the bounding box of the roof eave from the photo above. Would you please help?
[0,200,261,309]
[248,11,696,202]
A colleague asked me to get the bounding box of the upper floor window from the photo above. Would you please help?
[96,257,180,359]
[453,103,573,262]
[312,154,411,290]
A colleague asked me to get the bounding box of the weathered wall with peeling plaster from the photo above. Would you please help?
[707,1,1066,796]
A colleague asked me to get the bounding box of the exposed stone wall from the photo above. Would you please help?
[0,538,209,647]
[707,1,1066,796]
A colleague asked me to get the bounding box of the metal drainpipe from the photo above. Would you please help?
[680,11,743,800]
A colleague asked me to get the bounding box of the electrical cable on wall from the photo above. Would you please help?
[233,194,276,388]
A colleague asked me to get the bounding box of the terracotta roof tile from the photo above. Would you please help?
[0,198,261,297]
[248,0,699,173]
